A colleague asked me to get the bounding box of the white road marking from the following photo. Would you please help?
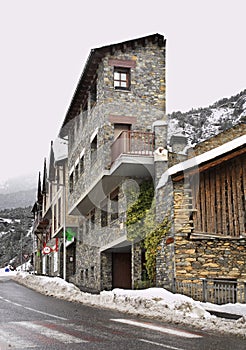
[111,319,202,338]
[140,338,185,349]
[0,329,36,348]
[12,321,88,344]
[0,296,67,320]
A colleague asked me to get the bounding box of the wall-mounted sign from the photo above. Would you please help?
[42,246,51,255]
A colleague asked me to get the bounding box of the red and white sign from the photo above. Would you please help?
[42,246,51,255]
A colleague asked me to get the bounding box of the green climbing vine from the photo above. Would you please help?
[126,180,171,285]
[126,181,154,242]
[144,216,171,284]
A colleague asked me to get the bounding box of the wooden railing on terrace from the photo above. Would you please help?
[111,131,155,164]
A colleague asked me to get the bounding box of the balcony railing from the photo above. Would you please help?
[111,131,154,164]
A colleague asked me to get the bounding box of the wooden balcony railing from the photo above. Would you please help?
[111,131,154,164]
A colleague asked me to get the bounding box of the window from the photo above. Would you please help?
[85,214,89,235]
[80,154,84,175]
[90,208,95,230]
[69,172,74,193]
[54,204,57,232]
[101,199,108,227]
[58,197,61,228]
[75,162,79,183]
[114,67,130,90]
[110,188,119,221]
[91,135,97,164]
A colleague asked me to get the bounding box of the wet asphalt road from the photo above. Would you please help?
[0,276,245,350]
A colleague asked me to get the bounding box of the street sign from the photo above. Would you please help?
[42,246,51,255]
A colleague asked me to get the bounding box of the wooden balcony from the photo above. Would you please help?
[111,131,154,164]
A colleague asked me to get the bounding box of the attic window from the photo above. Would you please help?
[114,67,130,90]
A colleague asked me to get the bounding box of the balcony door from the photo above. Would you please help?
[114,124,131,155]
[114,123,131,139]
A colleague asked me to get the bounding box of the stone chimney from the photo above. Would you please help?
[170,133,188,153]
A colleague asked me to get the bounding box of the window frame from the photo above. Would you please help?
[110,187,119,222]
[114,67,131,91]
[90,134,97,164]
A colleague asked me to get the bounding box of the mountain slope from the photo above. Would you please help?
[168,89,246,146]
[0,188,36,210]
[0,207,33,268]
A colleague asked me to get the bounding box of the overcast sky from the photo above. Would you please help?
[0,0,245,183]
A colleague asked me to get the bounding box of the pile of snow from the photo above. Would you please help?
[0,268,17,277]
[13,273,246,338]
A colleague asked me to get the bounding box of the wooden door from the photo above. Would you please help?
[112,253,131,289]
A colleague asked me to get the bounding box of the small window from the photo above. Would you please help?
[114,67,130,90]
[75,163,79,183]
[58,197,61,228]
[110,188,119,221]
[101,199,108,227]
[81,269,84,281]
[80,155,84,175]
[90,208,95,230]
[91,135,97,164]
[69,172,74,193]
[85,214,89,234]
[54,204,57,232]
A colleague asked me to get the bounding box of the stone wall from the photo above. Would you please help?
[175,236,246,282]
[101,252,112,291]
[69,243,101,293]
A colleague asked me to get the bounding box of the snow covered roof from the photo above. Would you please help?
[157,134,246,189]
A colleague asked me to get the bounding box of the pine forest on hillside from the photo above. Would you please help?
[0,207,33,268]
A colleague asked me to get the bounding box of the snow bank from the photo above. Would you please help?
[12,273,246,338]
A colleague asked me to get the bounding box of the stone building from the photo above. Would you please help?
[32,138,79,279]
[58,33,167,292]
[156,122,246,301]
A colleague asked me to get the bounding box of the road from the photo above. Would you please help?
[0,276,245,350]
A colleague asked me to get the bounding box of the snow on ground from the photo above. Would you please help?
[6,272,245,338]
[0,268,18,277]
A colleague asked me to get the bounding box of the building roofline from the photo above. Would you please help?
[59,33,165,137]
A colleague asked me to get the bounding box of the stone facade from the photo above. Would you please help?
[67,38,166,211]
[59,34,167,292]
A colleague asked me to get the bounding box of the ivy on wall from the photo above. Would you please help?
[126,180,171,285]
[126,181,154,242]
[144,216,171,284]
